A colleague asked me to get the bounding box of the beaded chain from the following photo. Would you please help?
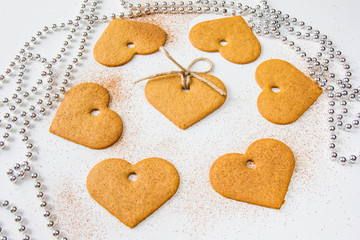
[0,0,359,239]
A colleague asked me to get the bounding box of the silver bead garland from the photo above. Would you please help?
[0,200,31,240]
[0,0,359,239]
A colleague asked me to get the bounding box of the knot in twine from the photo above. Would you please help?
[134,47,226,96]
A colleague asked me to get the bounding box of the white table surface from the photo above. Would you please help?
[0,0,360,240]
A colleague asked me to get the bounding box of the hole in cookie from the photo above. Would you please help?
[90,109,100,116]
[182,87,190,92]
[128,173,138,182]
[220,40,227,46]
[271,87,280,93]
[246,160,256,169]
[127,43,135,48]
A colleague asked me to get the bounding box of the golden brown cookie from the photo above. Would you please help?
[189,16,261,64]
[86,157,180,228]
[49,83,123,149]
[93,19,167,67]
[256,59,323,124]
[145,73,227,130]
[209,138,295,209]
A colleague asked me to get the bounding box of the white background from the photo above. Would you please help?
[0,0,360,240]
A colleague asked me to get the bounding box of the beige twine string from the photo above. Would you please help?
[134,47,226,96]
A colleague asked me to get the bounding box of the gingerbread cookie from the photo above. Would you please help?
[94,19,167,67]
[49,83,123,149]
[189,16,261,64]
[145,73,227,129]
[86,157,180,228]
[256,59,323,124]
[209,138,295,209]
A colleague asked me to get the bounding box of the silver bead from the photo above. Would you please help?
[353,120,359,127]
[349,155,357,163]
[43,211,50,217]
[14,163,21,170]
[37,191,44,198]
[40,201,47,207]
[47,220,54,227]
[53,230,60,236]
[345,124,352,130]
[17,171,25,178]
[18,225,26,232]
[35,182,42,188]
[2,200,9,207]
[10,206,17,213]
[339,157,347,164]
[31,173,38,179]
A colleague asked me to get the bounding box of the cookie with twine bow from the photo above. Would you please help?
[135,47,227,130]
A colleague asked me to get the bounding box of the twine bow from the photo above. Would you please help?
[134,47,226,96]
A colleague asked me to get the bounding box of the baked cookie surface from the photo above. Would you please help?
[94,19,167,67]
[189,16,261,64]
[145,73,227,129]
[49,83,123,149]
[86,157,180,228]
[209,138,295,209]
[256,59,323,124]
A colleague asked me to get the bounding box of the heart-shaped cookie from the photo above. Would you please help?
[189,16,261,64]
[145,73,227,129]
[49,83,123,149]
[256,59,323,124]
[94,19,167,67]
[86,157,180,228]
[209,138,295,209]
